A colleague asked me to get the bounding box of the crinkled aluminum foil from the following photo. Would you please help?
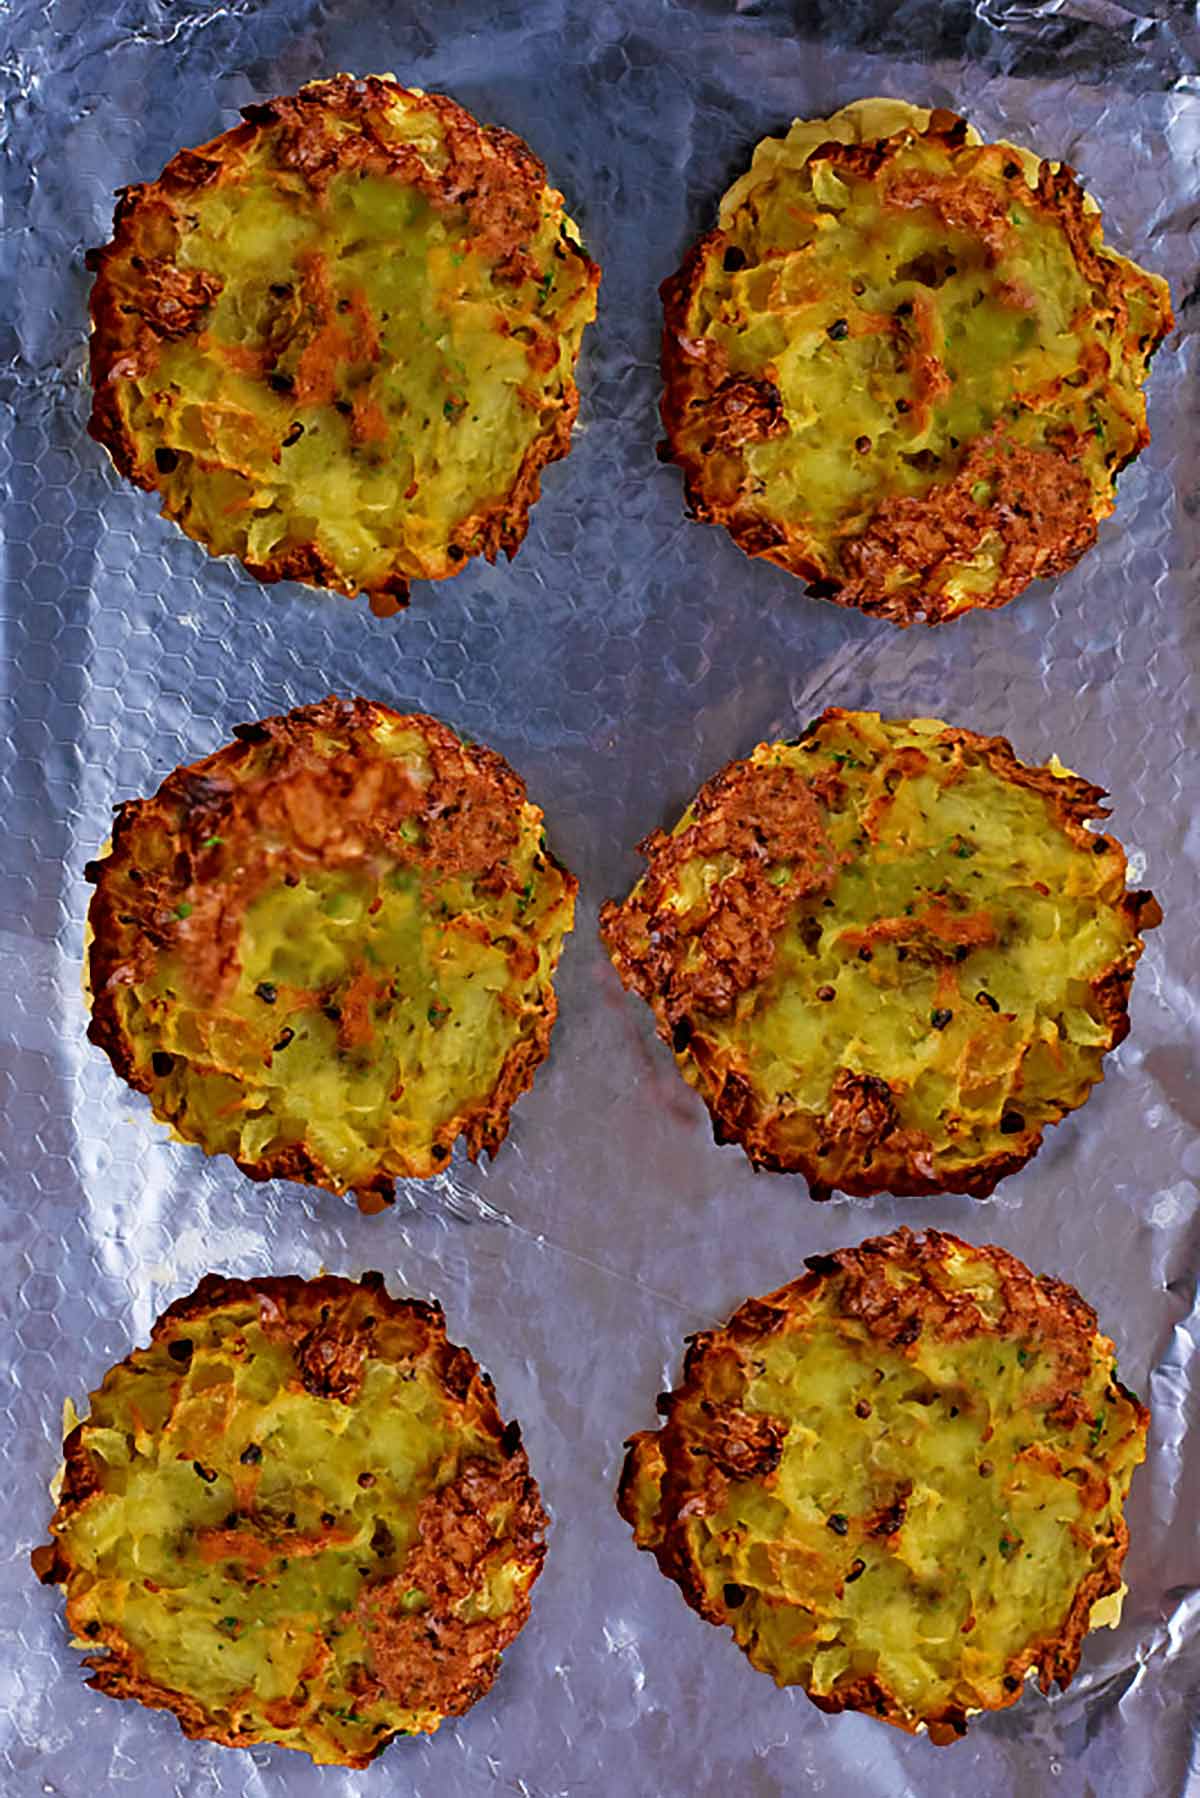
[2,1,1198,1793]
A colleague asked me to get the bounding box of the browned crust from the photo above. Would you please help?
[86,73,599,612]
[659,115,1173,625]
[617,1227,1149,1743]
[355,1453,546,1720]
[599,708,1160,1199]
[86,696,577,1205]
[35,1272,547,1765]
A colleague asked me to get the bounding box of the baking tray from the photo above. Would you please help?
[1,1,1198,1793]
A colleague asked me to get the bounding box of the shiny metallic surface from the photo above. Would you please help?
[2,1,1198,1792]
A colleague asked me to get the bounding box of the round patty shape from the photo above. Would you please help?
[659,98,1173,624]
[86,697,576,1207]
[87,74,600,615]
[33,1273,546,1766]
[619,1227,1148,1743]
[599,709,1160,1198]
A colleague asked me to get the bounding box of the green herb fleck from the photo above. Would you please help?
[1088,1415,1105,1450]
[174,901,193,920]
[998,1535,1017,1559]
[1016,1346,1031,1367]
[427,1002,450,1029]
[202,835,223,849]
[769,866,791,886]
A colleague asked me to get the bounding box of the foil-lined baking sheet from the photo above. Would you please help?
[2,0,1198,1792]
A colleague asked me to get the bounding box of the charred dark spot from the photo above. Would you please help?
[255,982,277,1004]
[723,1582,748,1608]
[827,318,849,340]
[193,1462,217,1483]
[1000,1110,1026,1135]
[931,1008,953,1030]
[672,1017,693,1053]
[357,1471,376,1488]
[826,1513,849,1535]
[167,1339,193,1364]
[501,1419,523,1457]
[855,434,871,453]
[722,246,747,273]
[1003,1673,1021,1692]
[154,447,179,474]
[151,1051,175,1077]
[976,991,1000,1012]
[447,544,465,560]
[1093,837,1108,854]
[266,371,294,394]
[239,1442,263,1465]
[868,1491,909,1536]
[371,1519,396,1557]
[272,1027,295,1053]
[857,946,873,962]
[282,422,304,448]
[855,1398,872,1419]
[816,984,836,1002]
[845,1557,866,1583]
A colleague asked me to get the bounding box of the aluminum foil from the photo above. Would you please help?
[2,1,1198,1793]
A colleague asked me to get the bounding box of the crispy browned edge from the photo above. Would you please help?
[617,1225,1149,1745]
[85,695,578,1207]
[86,72,601,615]
[32,1270,548,1766]
[599,707,1161,1200]
[658,111,1174,626]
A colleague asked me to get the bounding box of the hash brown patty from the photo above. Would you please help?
[33,1272,547,1766]
[599,708,1159,1198]
[87,74,600,613]
[659,98,1172,623]
[619,1227,1148,1742]
[86,697,577,1207]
